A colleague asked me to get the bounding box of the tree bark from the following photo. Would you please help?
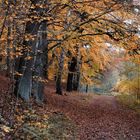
[56,48,65,95]
[6,26,11,75]
[14,0,49,101]
[14,21,40,101]
[73,72,80,91]
[33,20,48,102]
[66,57,77,92]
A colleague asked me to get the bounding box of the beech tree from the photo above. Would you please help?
[0,0,139,101]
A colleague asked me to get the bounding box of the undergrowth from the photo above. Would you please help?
[116,94,140,113]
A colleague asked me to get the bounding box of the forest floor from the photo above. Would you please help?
[45,85,140,140]
[0,75,140,139]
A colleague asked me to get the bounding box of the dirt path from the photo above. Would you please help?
[0,75,139,139]
[78,95,140,140]
[45,91,140,140]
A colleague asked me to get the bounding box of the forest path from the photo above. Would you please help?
[45,88,140,140]
[0,75,139,139]
[88,95,118,109]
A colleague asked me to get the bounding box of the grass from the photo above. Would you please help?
[116,93,140,113]
[47,112,77,140]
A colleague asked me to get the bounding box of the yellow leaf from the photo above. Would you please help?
[1,125,11,133]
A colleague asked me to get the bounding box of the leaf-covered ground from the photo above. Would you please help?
[45,85,140,140]
[0,75,140,140]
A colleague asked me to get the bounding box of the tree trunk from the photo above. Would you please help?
[15,21,40,101]
[66,73,73,92]
[86,84,88,93]
[6,26,11,75]
[14,0,48,101]
[33,20,48,102]
[72,72,80,91]
[66,57,77,92]
[56,48,65,95]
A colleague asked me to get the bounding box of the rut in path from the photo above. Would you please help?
[45,90,140,140]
